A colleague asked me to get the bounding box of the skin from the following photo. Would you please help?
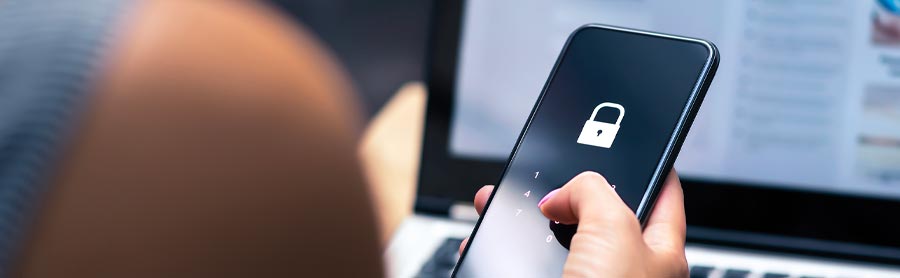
[14,1,382,277]
[462,170,688,277]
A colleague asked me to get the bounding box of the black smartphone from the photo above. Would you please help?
[452,25,719,277]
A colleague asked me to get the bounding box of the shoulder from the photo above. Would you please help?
[98,0,362,137]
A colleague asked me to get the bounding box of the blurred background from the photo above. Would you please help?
[267,0,432,118]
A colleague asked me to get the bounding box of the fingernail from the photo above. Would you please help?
[538,188,560,208]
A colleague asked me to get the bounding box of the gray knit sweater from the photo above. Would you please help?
[0,0,126,274]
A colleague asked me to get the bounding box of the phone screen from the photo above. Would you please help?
[453,26,716,277]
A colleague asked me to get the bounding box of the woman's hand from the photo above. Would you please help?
[460,170,688,277]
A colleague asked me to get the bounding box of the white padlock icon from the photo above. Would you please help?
[577,102,625,148]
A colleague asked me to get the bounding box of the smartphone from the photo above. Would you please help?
[452,25,719,277]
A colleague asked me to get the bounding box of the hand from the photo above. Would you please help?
[460,170,688,277]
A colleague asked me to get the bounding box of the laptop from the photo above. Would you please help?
[386,0,900,277]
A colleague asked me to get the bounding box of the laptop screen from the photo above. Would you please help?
[449,0,900,200]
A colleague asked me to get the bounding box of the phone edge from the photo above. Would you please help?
[635,39,720,225]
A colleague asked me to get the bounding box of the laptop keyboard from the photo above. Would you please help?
[415,238,856,278]
[416,237,464,278]
[690,265,823,278]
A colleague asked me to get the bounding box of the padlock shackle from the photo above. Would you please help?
[589,102,625,126]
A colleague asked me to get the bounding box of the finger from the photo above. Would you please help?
[538,172,639,235]
[642,169,687,254]
[459,236,469,255]
[473,185,494,215]
[538,172,644,277]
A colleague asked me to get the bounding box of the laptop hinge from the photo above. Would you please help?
[415,197,479,222]
[449,202,479,222]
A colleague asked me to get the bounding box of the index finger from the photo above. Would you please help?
[474,185,494,215]
[539,172,642,238]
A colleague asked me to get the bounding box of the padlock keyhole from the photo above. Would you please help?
[596,129,603,136]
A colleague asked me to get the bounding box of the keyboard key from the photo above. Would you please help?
[416,238,465,278]
[723,269,751,278]
[763,273,790,278]
[689,265,715,278]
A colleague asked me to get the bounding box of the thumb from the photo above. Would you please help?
[538,171,645,277]
[538,172,636,229]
